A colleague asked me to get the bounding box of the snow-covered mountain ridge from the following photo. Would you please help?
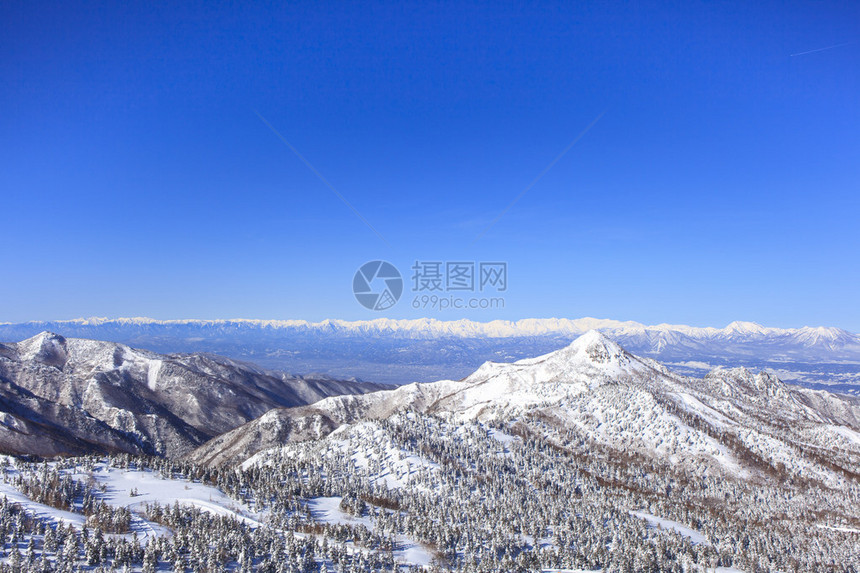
[2,316,855,341]
[0,332,382,458]
[190,331,860,492]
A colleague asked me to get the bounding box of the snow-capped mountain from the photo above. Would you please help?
[2,316,856,344]
[189,331,860,489]
[0,332,383,458]
[2,316,858,390]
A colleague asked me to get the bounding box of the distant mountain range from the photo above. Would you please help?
[1,317,858,392]
[0,332,383,458]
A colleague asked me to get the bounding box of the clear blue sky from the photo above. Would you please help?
[2,1,858,329]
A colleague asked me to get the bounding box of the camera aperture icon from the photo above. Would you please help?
[353,260,403,311]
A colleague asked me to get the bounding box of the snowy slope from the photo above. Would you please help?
[235,411,860,571]
[0,456,262,540]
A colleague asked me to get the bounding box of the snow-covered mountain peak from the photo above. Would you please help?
[723,320,770,336]
[503,330,647,382]
[466,330,632,382]
[18,330,66,347]
[559,329,627,362]
[703,366,789,399]
[15,331,68,366]
[794,325,853,347]
[408,331,663,420]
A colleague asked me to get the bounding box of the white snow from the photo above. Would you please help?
[817,523,860,534]
[307,496,374,529]
[77,463,265,527]
[308,496,434,567]
[674,392,735,429]
[147,359,163,390]
[488,428,519,444]
[0,459,264,544]
[330,422,440,490]
[0,481,87,528]
[0,465,172,542]
[828,424,860,446]
[630,511,709,545]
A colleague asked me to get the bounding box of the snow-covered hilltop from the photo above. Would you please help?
[2,316,859,389]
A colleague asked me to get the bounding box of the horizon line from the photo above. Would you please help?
[0,315,853,335]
